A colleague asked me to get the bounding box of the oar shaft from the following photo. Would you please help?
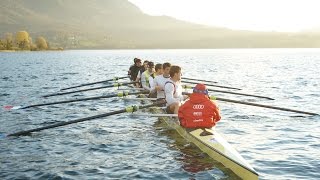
[132,113,178,117]
[182,84,272,100]
[22,91,148,109]
[207,88,274,100]
[60,76,128,91]
[215,97,318,116]
[181,80,241,90]
[7,101,165,137]
[7,109,126,136]
[183,77,218,83]
[43,81,138,98]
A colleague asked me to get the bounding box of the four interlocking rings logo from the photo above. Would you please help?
[193,104,204,109]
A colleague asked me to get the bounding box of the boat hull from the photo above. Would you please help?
[150,107,259,180]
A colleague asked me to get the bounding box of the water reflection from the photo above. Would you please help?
[153,119,240,179]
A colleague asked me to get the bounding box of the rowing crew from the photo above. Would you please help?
[128,58,221,129]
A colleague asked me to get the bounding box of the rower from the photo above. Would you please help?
[135,60,149,87]
[141,61,155,92]
[178,83,221,129]
[148,63,163,98]
[152,62,171,99]
[128,58,142,82]
[164,65,188,114]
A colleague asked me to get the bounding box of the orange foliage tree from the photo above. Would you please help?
[36,36,48,50]
[16,31,30,50]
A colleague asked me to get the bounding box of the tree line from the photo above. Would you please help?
[0,31,63,51]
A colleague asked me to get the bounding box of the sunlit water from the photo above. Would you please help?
[0,49,319,179]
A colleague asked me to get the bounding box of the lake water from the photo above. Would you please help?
[0,49,319,179]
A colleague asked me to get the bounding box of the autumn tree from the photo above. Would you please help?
[0,39,4,50]
[16,31,30,50]
[36,36,48,50]
[28,36,33,45]
[4,33,13,50]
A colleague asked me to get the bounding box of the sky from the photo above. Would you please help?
[129,0,320,32]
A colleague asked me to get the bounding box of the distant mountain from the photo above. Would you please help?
[1,0,320,48]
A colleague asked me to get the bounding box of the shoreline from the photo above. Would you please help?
[0,49,63,53]
[0,50,16,52]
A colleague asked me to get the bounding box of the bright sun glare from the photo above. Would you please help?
[129,0,320,32]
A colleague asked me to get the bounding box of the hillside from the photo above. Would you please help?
[1,0,320,49]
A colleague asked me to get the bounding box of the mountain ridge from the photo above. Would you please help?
[1,0,320,49]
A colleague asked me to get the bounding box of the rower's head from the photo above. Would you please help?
[169,65,182,81]
[155,63,163,75]
[143,60,149,69]
[193,84,209,96]
[147,61,155,73]
[134,58,142,66]
[162,62,171,76]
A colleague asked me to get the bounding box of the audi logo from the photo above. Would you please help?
[193,104,204,109]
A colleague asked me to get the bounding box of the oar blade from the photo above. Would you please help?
[3,105,14,110]
[12,106,23,110]
[3,105,22,110]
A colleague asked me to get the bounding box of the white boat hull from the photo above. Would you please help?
[150,107,259,180]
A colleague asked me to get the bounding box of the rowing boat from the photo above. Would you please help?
[128,83,259,179]
[146,100,259,179]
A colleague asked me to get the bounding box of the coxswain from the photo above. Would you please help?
[178,84,221,129]
[164,65,188,114]
[152,62,171,99]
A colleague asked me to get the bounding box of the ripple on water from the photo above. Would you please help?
[1,77,10,81]
[0,93,10,97]
[1,50,320,180]
[230,115,250,119]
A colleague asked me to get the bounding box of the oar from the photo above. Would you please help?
[183,77,218,84]
[181,80,241,90]
[123,97,158,101]
[132,113,178,117]
[43,81,138,98]
[60,76,128,91]
[209,96,318,116]
[182,84,274,100]
[2,101,166,137]
[3,91,149,110]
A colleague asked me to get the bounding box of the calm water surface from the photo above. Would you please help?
[0,49,319,179]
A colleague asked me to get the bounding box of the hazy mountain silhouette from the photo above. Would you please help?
[1,0,320,49]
